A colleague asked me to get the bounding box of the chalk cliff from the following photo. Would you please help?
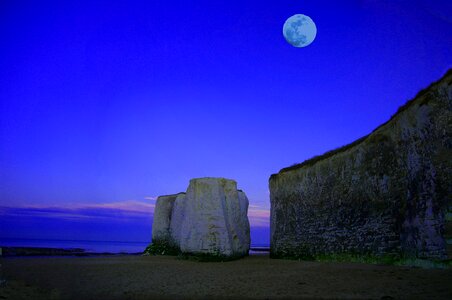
[270,70,452,260]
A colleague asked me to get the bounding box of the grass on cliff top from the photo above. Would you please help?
[271,68,452,178]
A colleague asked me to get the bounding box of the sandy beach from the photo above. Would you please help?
[1,254,451,300]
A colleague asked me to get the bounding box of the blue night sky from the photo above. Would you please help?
[1,0,451,247]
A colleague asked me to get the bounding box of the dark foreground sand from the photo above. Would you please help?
[1,254,451,300]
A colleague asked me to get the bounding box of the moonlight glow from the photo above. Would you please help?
[283,14,317,47]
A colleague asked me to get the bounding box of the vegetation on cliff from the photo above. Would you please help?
[272,68,452,177]
[270,69,451,262]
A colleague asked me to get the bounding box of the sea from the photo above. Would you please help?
[0,238,269,254]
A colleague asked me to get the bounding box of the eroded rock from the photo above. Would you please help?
[270,70,452,260]
[151,194,180,242]
[152,177,250,258]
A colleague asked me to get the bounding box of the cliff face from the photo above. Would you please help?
[152,194,181,242]
[151,178,251,258]
[270,70,452,260]
[170,178,250,256]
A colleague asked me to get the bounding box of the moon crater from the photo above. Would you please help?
[283,14,317,48]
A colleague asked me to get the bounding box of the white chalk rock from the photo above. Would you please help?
[170,177,250,257]
[236,190,251,253]
[151,194,179,242]
[169,192,187,246]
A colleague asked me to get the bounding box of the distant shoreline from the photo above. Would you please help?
[0,246,142,257]
[0,246,269,257]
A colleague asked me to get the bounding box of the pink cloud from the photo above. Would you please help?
[1,200,269,228]
[0,200,155,223]
[248,206,270,227]
[81,201,155,213]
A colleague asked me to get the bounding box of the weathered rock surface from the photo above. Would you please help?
[151,194,181,242]
[168,192,187,247]
[270,70,452,260]
[153,177,250,257]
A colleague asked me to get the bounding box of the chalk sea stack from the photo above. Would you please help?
[270,70,452,260]
[152,193,181,243]
[150,177,251,259]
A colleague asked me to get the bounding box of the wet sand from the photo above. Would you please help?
[1,254,451,300]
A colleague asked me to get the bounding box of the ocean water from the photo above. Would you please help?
[0,238,149,253]
[0,238,269,254]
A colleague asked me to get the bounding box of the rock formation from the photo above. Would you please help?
[270,70,452,260]
[151,177,250,258]
[152,193,183,242]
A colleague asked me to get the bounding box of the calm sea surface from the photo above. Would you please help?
[0,238,149,253]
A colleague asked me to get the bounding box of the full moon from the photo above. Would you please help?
[283,14,317,48]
